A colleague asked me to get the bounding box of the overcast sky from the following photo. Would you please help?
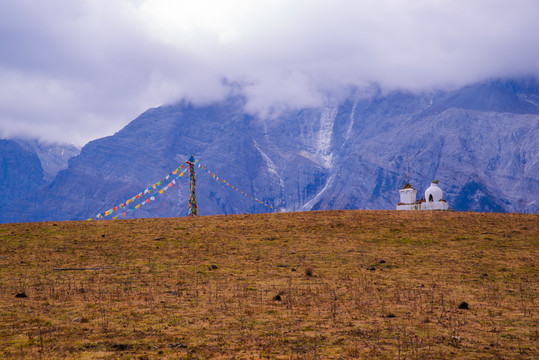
[1,0,538,145]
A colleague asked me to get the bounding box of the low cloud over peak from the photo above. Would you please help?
[1,0,538,144]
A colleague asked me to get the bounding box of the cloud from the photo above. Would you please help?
[1,0,538,144]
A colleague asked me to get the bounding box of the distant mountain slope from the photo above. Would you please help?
[1,77,538,223]
[424,78,539,115]
[14,139,80,182]
[0,140,45,212]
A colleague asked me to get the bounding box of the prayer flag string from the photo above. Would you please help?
[194,160,277,212]
[87,163,188,220]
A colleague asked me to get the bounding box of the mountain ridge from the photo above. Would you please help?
[1,77,538,223]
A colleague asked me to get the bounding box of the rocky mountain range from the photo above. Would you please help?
[1,77,538,223]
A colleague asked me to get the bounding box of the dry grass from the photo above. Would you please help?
[0,210,537,359]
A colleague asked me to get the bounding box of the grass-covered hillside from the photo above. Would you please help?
[0,210,537,359]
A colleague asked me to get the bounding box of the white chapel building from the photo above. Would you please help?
[396,180,450,211]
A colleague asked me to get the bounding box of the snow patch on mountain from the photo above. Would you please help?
[301,174,336,211]
[254,140,284,189]
[346,101,357,142]
[316,105,338,168]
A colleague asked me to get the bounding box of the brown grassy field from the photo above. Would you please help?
[0,210,537,359]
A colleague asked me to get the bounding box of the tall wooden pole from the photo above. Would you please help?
[187,155,198,216]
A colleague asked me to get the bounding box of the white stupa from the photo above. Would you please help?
[396,183,421,210]
[396,180,450,211]
[421,181,449,210]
